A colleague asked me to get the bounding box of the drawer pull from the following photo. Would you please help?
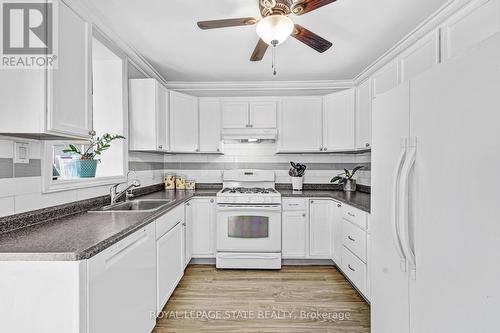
[348,212,355,217]
[348,236,355,242]
[348,264,356,272]
[289,204,300,206]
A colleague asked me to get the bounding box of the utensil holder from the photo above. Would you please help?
[291,177,303,191]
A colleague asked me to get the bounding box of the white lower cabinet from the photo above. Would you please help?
[156,222,183,314]
[190,198,217,258]
[341,246,367,293]
[282,210,308,258]
[309,199,334,258]
[87,223,157,333]
[183,201,193,267]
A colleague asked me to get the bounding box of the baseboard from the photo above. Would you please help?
[282,259,335,266]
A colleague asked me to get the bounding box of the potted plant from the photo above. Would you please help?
[331,166,364,192]
[63,133,125,178]
[289,162,307,191]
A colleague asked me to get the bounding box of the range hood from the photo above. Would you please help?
[222,128,278,142]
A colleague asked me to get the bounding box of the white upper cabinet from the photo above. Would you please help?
[399,30,440,83]
[278,97,323,153]
[356,79,372,149]
[372,60,399,98]
[169,91,199,153]
[0,0,92,139]
[441,0,500,61]
[222,99,277,129]
[129,79,169,151]
[249,101,277,128]
[323,89,356,152]
[198,98,221,153]
[222,102,249,129]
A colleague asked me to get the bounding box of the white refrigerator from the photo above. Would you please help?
[371,33,500,333]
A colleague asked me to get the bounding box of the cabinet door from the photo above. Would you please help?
[323,89,355,151]
[282,211,308,258]
[222,102,249,129]
[88,224,156,333]
[309,199,333,258]
[191,198,216,257]
[47,1,92,138]
[278,97,323,153]
[156,223,183,313]
[199,98,221,153]
[372,60,399,98]
[249,101,277,128]
[156,84,169,151]
[183,201,193,268]
[170,91,199,152]
[399,30,439,83]
[331,201,343,264]
[356,79,372,149]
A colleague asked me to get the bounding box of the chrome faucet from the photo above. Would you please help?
[110,170,141,205]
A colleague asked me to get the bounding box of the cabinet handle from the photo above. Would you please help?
[89,130,96,136]
[248,124,253,128]
[348,212,355,217]
[217,148,220,152]
[348,264,356,272]
[348,236,355,242]
[182,222,186,226]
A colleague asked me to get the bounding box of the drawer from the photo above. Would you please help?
[156,204,184,239]
[343,205,368,229]
[342,220,367,262]
[282,198,307,211]
[342,246,366,293]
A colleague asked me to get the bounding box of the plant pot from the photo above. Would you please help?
[343,179,357,192]
[76,160,98,178]
[291,177,303,191]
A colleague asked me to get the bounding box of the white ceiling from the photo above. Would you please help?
[85,0,448,82]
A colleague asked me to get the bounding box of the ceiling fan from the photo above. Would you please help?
[197,0,336,73]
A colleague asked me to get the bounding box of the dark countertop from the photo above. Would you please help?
[0,189,217,261]
[278,190,371,213]
[0,187,369,262]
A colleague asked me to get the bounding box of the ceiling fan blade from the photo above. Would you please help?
[292,24,333,53]
[250,39,269,62]
[197,17,257,30]
[292,0,337,16]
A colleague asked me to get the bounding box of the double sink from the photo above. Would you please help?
[92,199,173,212]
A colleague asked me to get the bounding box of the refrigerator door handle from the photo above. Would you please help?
[399,136,417,279]
[392,137,408,272]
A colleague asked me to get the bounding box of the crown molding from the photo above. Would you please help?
[166,80,354,93]
[354,0,471,84]
[67,0,168,86]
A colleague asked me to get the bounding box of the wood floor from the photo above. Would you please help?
[153,265,370,333]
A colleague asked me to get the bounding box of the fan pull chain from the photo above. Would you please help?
[272,44,277,76]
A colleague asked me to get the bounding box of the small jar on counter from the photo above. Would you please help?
[164,174,176,190]
[186,179,196,190]
[175,175,187,190]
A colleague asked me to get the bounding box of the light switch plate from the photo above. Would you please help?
[14,142,30,164]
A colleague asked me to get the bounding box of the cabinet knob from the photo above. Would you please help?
[186,202,190,206]
[89,130,96,136]
[195,148,199,152]
[210,199,214,203]
[323,148,328,151]
[217,148,220,152]
[158,145,163,149]
[365,143,370,147]
[310,200,314,204]
[337,204,341,208]
[319,147,323,151]
[302,213,306,217]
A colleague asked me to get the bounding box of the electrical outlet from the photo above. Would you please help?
[14,142,29,164]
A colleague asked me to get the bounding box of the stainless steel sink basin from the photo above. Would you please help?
[93,199,172,212]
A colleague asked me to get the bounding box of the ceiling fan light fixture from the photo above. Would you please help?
[256,15,294,46]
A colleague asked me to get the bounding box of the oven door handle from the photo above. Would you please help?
[217,205,281,212]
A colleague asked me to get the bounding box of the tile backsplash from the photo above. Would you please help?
[0,138,370,218]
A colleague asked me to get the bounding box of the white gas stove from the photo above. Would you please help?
[215,170,282,269]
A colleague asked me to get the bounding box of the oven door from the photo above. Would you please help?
[216,205,281,252]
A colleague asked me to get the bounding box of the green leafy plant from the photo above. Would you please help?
[331,166,364,185]
[63,133,125,160]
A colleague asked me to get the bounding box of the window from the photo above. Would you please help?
[42,30,128,192]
